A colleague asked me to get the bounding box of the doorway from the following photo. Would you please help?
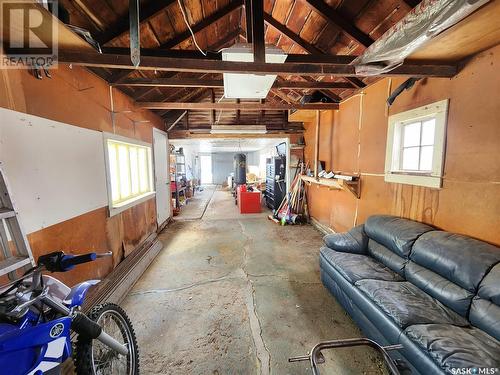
[153,128,171,226]
[200,154,213,184]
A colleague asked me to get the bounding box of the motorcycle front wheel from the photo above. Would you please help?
[74,303,139,375]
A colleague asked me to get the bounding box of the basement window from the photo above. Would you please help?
[385,99,448,189]
[103,133,155,216]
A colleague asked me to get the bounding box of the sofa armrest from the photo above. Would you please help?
[323,225,368,254]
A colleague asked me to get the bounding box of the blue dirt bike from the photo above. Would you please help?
[0,251,139,374]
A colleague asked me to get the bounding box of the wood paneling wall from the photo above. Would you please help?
[303,45,500,245]
[0,63,164,285]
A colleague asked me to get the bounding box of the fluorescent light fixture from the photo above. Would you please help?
[210,125,267,134]
[222,43,287,99]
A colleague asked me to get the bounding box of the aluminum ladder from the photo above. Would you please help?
[0,166,35,280]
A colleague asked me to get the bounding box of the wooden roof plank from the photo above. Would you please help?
[97,0,177,45]
[305,0,374,47]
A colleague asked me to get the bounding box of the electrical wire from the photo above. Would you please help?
[177,0,207,56]
[215,94,225,124]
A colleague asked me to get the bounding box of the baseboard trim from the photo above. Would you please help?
[310,217,335,235]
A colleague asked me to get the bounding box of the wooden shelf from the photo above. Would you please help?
[301,175,360,199]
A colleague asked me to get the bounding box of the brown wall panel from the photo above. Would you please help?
[333,96,360,173]
[318,110,335,170]
[0,62,165,285]
[303,45,500,245]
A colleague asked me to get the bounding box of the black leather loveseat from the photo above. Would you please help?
[319,215,500,375]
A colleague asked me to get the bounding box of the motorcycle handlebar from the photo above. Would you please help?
[60,253,97,271]
[38,251,111,272]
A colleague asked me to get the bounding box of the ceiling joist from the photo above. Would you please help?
[100,46,357,64]
[57,51,458,78]
[111,78,355,89]
[137,102,338,110]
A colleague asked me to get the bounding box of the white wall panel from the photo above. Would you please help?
[0,108,108,234]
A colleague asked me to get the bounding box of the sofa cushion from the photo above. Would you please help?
[367,239,407,276]
[404,324,500,373]
[470,263,500,340]
[356,280,469,329]
[323,225,368,255]
[407,232,500,317]
[364,215,434,259]
[320,247,403,284]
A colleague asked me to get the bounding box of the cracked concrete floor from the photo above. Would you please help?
[122,189,384,375]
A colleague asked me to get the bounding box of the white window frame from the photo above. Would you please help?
[385,99,449,189]
[103,133,155,216]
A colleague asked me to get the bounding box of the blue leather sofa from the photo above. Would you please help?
[319,215,500,374]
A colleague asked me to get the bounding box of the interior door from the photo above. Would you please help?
[153,128,171,226]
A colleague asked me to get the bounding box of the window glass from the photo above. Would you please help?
[419,146,434,171]
[399,117,438,172]
[402,147,420,170]
[385,99,448,188]
[106,139,152,207]
[108,146,119,203]
[403,122,421,147]
[421,119,436,145]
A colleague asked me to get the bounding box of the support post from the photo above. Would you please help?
[251,0,265,63]
[245,0,253,43]
[314,110,320,178]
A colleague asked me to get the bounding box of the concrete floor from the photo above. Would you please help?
[175,185,216,221]
[122,188,384,375]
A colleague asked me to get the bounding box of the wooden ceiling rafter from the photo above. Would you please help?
[305,0,374,48]
[259,12,359,101]
[263,13,323,55]
[130,28,243,101]
[108,0,244,83]
[96,0,177,45]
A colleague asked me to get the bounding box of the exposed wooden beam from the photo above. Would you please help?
[210,89,216,125]
[108,0,244,82]
[244,0,253,43]
[166,111,187,132]
[345,77,366,88]
[111,77,355,89]
[305,0,374,47]
[263,13,323,55]
[157,87,210,116]
[137,102,340,110]
[57,51,458,78]
[101,46,356,64]
[404,0,421,8]
[251,0,265,63]
[96,0,177,44]
[130,29,241,100]
[159,1,243,50]
[301,76,341,102]
[169,123,304,134]
[236,98,241,122]
[271,89,295,104]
